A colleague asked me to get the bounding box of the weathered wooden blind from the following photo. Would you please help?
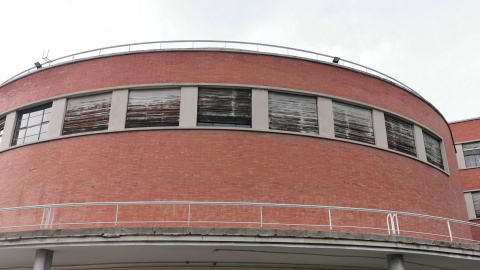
[197,88,251,126]
[0,117,5,143]
[473,192,480,218]
[126,89,181,128]
[333,101,375,144]
[462,141,480,168]
[268,92,318,134]
[385,115,416,156]
[63,93,112,135]
[422,131,444,169]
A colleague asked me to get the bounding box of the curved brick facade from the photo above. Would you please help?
[0,50,472,241]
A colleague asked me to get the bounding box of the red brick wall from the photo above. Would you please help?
[450,119,480,143]
[0,51,470,239]
[0,131,471,239]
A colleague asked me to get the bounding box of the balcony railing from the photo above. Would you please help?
[0,201,478,244]
[1,40,420,98]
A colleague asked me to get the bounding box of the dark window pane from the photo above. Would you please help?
[465,156,477,168]
[0,117,5,144]
[197,122,214,126]
[473,192,480,218]
[197,88,252,126]
[63,93,112,135]
[385,115,416,157]
[333,101,375,144]
[126,89,181,128]
[269,92,318,134]
[423,131,444,169]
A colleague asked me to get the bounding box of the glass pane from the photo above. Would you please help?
[197,122,214,126]
[17,129,26,139]
[15,137,24,145]
[44,107,52,114]
[40,123,49,133]
[25,126,41,137]
[214,123,236,127]
[19,118,28,128]
[21,113,29,120]
[39,132,48,140]
[29,109,44,117]
[23,135,39,143]
[475,155,480,167]
[465,156,476,168]
[42,112,51,122]
[27,115,43,126]
[236,124,252,128]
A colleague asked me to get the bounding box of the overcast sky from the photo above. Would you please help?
[1,0,479,122]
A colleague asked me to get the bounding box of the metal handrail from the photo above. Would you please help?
[0,40,419,97]
[0,201,479,244]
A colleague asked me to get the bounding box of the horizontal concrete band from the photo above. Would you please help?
[1,227,479,255]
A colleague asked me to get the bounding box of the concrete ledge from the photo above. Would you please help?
[0,227,478,254]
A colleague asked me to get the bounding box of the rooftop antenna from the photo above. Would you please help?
[42,49,51,63]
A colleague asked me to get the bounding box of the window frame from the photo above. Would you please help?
[13,103,52,146]
[462,141,480,169]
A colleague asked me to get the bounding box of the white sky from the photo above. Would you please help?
[1,0,479,122]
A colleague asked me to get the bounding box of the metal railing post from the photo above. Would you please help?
[188,202,191,227]
[260,206,263,228]
[50,208,55,229]
[328,208,332,231]
[114,204,119,227]
[447,221,453,241]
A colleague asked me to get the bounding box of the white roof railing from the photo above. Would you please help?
[1,40,419,97]
[1,200,478,244]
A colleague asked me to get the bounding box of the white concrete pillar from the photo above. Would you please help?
[0,112,17,150]
[464,192,477,220]
[440,140,449,173]
[47,98,67,138]
[179,87,198,127]
[387,254,405,270]
[33,249,53,270]
[252,89,269,130]
[108,90,129,130]
[372,109,388,149]
[317,97,335,138]
[414,125,427,162]
[455,144,466,169]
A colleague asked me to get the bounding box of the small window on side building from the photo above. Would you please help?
[268,92,318,134]
[385,115,416,157]
[0,116,5,145]
[423,131,444,169]
[197,88,251,127]
[126,89,181,128]
[332,101,375,144]
[462,141,480,168]
[472,191,480,218]
[13,103,52,145]
[63,93,112,135]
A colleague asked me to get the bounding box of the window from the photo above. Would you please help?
[63,93,112,135]
[126,89,181,128]
[462,141,480,168]
[0,116,5,145]
[473,191,480,218]
[197,88,251,127]
[333,101,375,144]
[385,115,416,157]
[268,92,318,134]
[423,131,444,169]
[13,104,52,145]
